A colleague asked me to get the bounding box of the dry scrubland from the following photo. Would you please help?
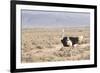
[21,27,90,63]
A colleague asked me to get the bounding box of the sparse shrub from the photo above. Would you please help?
[79,30,83,32]
[55,41,60,45]
[84,46,90,51]
[45,42,55,48]
[71,49,80,56]
[31,42,36,45]
[54,47,72,57]
[21,53,33,63]
[83,54,90,60]
[36,45,44,49]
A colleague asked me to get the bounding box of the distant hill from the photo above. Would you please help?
[21,10,90,28]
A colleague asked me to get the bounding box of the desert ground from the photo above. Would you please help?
[21,27,90,63]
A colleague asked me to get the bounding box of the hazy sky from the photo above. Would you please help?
[21,10,90,28]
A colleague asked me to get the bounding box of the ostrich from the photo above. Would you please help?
[61,29,83,47]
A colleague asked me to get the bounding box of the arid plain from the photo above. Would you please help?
[21,27,90,63]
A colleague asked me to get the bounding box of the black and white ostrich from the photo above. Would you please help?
[61,29,83,47]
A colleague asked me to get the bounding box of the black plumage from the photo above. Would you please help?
[61,37,79,47]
